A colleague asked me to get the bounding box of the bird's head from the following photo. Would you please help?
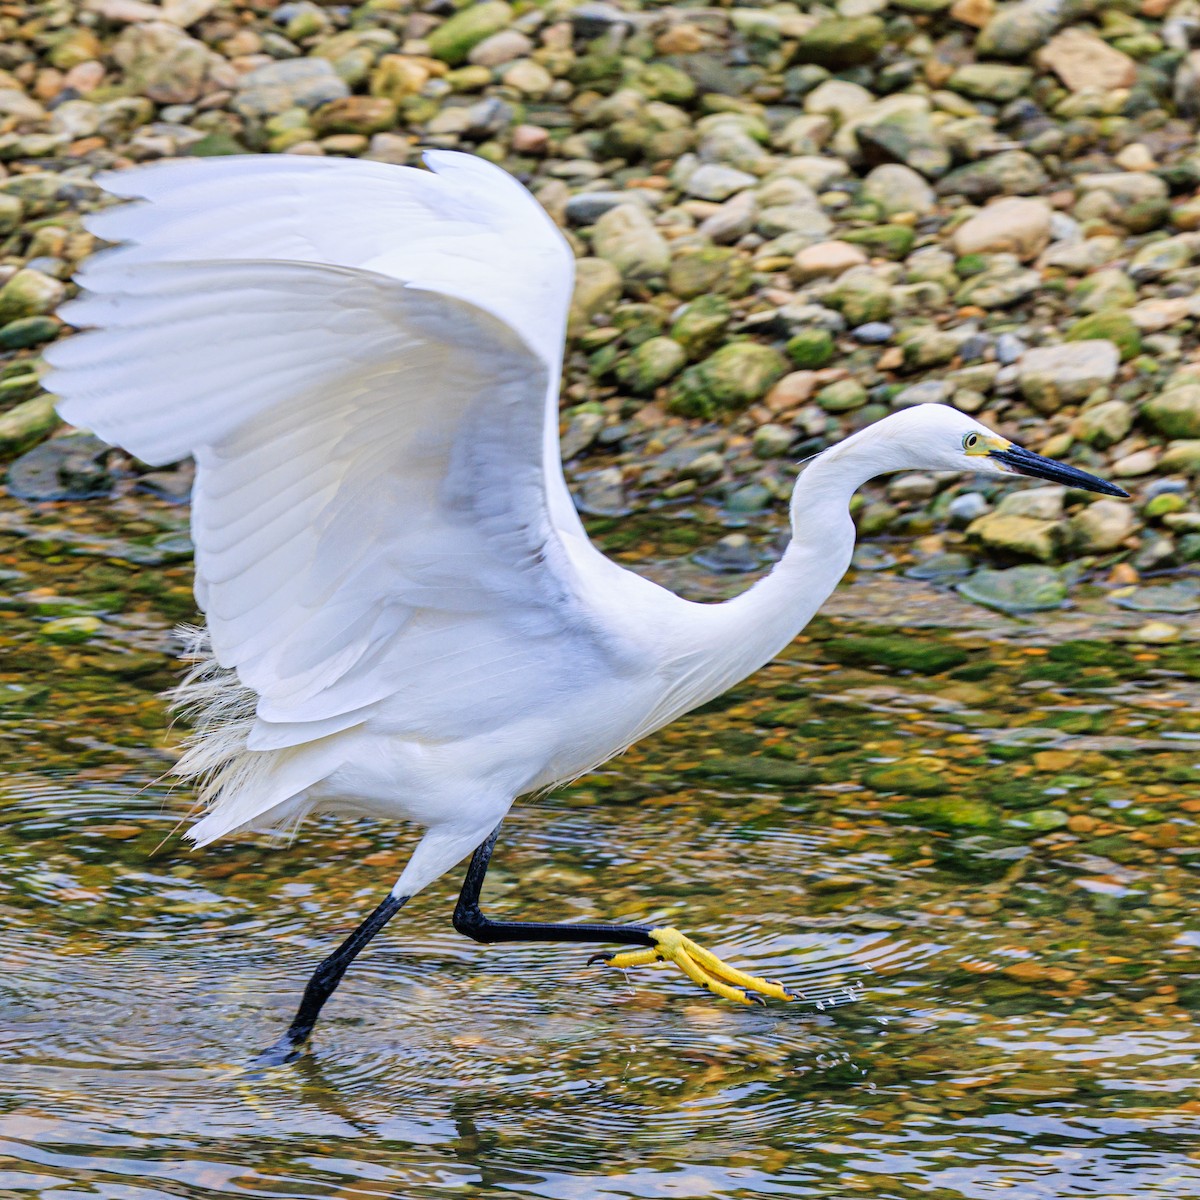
[843,404,1128,498]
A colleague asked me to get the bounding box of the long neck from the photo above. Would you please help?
[722,447,865,655]
[663,440,878,718]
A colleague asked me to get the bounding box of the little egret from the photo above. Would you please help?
[46,151,1127,1061]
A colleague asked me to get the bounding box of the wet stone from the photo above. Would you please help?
[957,565,1068,613]
[1113,580,1200,614]
[692,533,760,573]
[7,434,113,501]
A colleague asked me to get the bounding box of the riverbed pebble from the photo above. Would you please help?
[4,0,1200,595]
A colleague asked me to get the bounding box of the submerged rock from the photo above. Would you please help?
[957,565,1068,613]
[7,433,113,501]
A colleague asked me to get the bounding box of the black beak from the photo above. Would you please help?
[989,445,1129,498]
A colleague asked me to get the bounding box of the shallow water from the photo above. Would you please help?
[2,495,1200,1198]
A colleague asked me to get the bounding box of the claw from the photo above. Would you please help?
[596,926,799,1006]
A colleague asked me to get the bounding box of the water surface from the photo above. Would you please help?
[2,494,1199,1198]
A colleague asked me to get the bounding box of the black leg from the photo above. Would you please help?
[255,890,409,1066]
[452,822,656,950]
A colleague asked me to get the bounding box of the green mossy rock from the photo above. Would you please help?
[0,269,65,325]
[0,394,58,457]
[1066,312,1141,361]
[1143,385,1200,439]
[39,615,103,645]
[670,295,732,359]
[686,756,818,786]
[615,337,686,395]
[427,1,513,65]
[786,328,835,368]
[828,271,891,325]
[792,17,887,69]
[632,63,696,104]
[0,316,58,350]
[823,635,969,674]
[667,246,753,300]
[816,378,867,412]
[842,224,916,259]
[670,342,787,418]
[866,762,952,797]
[894,794,999,829]
[0,193,23,235]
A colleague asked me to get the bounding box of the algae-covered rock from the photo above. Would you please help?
[947,64,1032,101]
[1073,398,1132,448]
[686,755,818,787]
[816,378,867,412]
[0,394,58,458]
[1073,269,1136,314]
[937,151,1048,201]
[828,269,891,325]
[787,328,835,369]
[427,1,513,66]
[40,615,102,644]
[670,343,787,418]
[855,105,951,179]
[1143,386,1200,440]
[841,224,915,260]
[792,17,886,69]
[0,316,58,350]
[1065,313,1139,362]
[1160,441,1200,474]
[967,512,1062,562]
[977,0,1081,59]
[616,337,686,395]
[667,246,753,300]
[866,762,952,797]
[957,565,1067,613]
[0,194,23,236]
[860,164,936,217]
[822,635,969,674]
[670,295,732,359]
[0,269,65,325]
[954,260,1040,309]
[894,794,999,828]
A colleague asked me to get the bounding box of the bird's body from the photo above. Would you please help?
[46,151,1126,1056]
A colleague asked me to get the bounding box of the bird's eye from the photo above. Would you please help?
[963,433,979,450]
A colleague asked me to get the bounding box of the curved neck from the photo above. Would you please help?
[655,446,872,727]
[723,445,866,651]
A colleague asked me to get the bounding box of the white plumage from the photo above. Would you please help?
[45,150,1121,909]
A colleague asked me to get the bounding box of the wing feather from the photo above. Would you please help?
[45,155,637,763]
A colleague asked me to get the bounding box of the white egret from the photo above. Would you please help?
[45,151,1127,1062]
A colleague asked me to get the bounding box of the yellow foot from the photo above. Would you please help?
[596,927,800,1006]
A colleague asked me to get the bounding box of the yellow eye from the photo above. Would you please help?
[963,433,979,450]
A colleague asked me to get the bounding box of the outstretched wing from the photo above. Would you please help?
[44,155,636,752]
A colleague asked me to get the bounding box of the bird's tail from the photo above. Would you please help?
[168,624,335,846]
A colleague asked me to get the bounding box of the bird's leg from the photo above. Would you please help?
[254,890,410,1066]
[453,823,657,949]
[453,824,799,1006]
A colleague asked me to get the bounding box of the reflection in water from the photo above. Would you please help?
[2,502,1200,1196]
